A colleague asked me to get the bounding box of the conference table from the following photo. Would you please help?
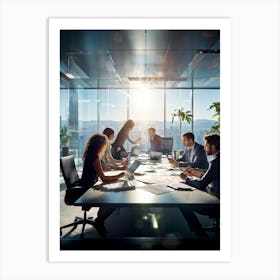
[72,154,220,249]
[75,154,219,209]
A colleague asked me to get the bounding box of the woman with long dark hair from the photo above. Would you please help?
[102,127,128,170]
[80,133,125,235]
[111,120,141,159]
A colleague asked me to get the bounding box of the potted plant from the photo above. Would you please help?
[171,107,193,137]
[60,125,70,156]
[207,101,220,134]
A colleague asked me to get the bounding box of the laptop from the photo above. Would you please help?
[149,151,162,160]
[124,159,141,180]
[130,145,141,156]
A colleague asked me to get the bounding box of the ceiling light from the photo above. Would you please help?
[65,73,76,79]
[128,77,187,82]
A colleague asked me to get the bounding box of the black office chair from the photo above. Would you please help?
[161,137,173,155]
[60,155,95,238]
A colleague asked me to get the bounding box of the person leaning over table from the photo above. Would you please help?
[101,127,129,171]
[111,119,142,160]
[168,132,209,170]
[80,133,125,237]
[179,133,220,238]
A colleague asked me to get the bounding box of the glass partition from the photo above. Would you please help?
[129,88,164,151]
[60,87,219,169]
[166,89,192,151]
[193,89,220,145]
[99,89,127,133]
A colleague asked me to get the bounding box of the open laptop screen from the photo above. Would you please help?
[127,160,141,174]
[149,151,162,160]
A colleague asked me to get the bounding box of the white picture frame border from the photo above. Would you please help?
[49,17,231,262]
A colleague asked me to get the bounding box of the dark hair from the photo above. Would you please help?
[182,132,194,141]
[102,127,114,138]
[82,133,108,161]
[204,134,220,151]
[148,128,156,133]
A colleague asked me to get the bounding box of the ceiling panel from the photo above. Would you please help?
[60,30,220,89]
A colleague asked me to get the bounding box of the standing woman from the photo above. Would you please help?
[80,133,125,235]
[111,119,142,160]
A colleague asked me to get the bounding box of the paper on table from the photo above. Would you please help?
[137,184,174,195]
[136,174,157,184]
[137,175,178,185]
[170,172,181,176]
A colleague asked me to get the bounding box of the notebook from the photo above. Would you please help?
[167,182,196,191]
[96,181,135,192]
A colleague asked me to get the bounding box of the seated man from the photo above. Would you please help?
[168,132,209,170]
[179,134,220,237]
[147,127,162,153]
[180,133,220,197]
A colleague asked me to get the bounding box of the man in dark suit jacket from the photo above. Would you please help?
[147,128,162,152]
[168,132,209,170]
[180,134,220,198]
[179,134,220,237]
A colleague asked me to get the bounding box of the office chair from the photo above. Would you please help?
[160,137,173,155]
[60,155,95,238]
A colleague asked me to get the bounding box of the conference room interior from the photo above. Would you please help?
[59,29,220,250]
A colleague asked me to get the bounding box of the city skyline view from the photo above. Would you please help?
[60,88,219,122]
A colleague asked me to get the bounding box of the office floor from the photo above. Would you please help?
[60,177,219,250]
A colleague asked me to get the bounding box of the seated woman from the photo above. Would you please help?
[101,127,128,171]
[111,119,142,160]
[80,133,125,236]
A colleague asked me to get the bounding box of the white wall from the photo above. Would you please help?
[0,0,279,279]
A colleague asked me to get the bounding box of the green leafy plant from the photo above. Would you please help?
[207,101,220,134]
[60,125,70,147]
[171,108,193,136]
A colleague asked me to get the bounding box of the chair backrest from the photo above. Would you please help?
[60,155,80,189]
[161,137,173,155]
